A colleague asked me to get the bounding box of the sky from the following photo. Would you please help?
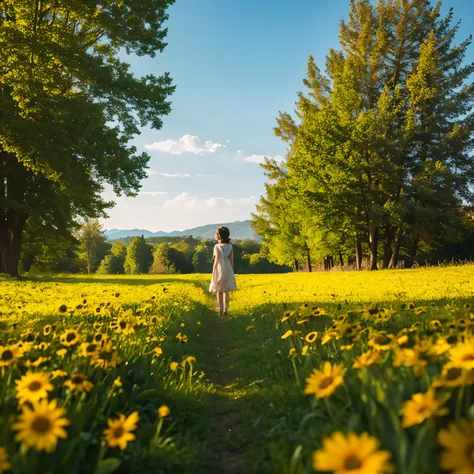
[101,0,474,232]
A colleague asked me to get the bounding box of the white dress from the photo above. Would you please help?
[209,243,237,293]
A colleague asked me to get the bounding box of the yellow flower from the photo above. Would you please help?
[170,362,179,371]
[438,419,474,474]
[197,321,201,326]
[304,362,345,399]
[313,431,393,474]
[368,332,394,351]
[0,345,19,367]
[158,405,170,418]
[289,348,297,356]
[430,320,442,332]
[281,311,295,322]
[153,347,163,356]
[15,371,54,405]
[12,399,69,453]
[51,369,68,380]
[305,331,318,344]
[43,325,53,336]
[103,411,139,451]
[113,376,123,388]
[353,350,380,369]
[176,332,188,343]
[56,348,68,358]
[60,329,81,347]
[281,330,293,340]
[401,388,451,428]
[301,345,309,356]
[245,325,255,332]
[449,339,474,370]
[0,447,11,473]
[433,365,474,388]
[64,373,94,393]
[180,323,185,327]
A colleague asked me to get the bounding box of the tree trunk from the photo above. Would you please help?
[388,227,403,269]
[369,228,379,271]
[355,238,363,271]
[22,252,35,273]
[306,248,312,273]
[0,212,28,276]
[338,251,344,267]
[382,226,395,269]
[293,259,299,272]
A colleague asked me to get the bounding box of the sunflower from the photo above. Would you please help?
[430,320,442,332]
[401,388,451,428]
[158,405,170,418]
[51,369,68,380]
[115,318,135,335]
[103,411,139,451]
[15,371,54,405]
[79,342,99,359]
[113,376,122,388]
[438,419,474,474]
[313,431,393,474]
[304,362,345,399]
[301,345,309,356]
[64,373,94,392]
[12,399,69,453]
[0,447,11,473]
[449,339,474,370]
[281,330,293,340]
[368,332,394,351]
[281,311,295,323]
[43,325,53,336]
[170,362,179,372]
[0,345,19,368]
[305,331,318,344]
[433,364,474,388]
[353,350,380,369]
[60,329,81,347]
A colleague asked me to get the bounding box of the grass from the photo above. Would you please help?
[2,265,474,473]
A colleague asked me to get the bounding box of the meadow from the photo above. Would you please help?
[1,265,474,474]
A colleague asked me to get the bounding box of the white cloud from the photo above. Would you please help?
[244,154,285,164]
[144,134,223,155]
[162,193,257,212]
[139,191,168,196]
[226,140,231,143]
[196,173,216,177]
[237,149,243,153]
[159,173,191,178]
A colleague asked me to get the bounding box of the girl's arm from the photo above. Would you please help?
[229,249,234,271]
[212,246,219,271]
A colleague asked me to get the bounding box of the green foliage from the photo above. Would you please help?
[254,0,474,271]
[0,0,175,275]
[97,242,127,274]
[77,220,110,274]
[124,236,153,274]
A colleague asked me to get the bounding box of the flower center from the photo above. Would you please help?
[374,335,390,345]
[112,427,124,438]
[119,321,126,329]
[446,368,462,380]
[28,380,43,392]
[319,377,334,389]
[1,349,13,361]
[32,415,52,434]
[72,375,85,384]
[461,353,474,362]
[86,344,97,353]
[66,333,76,342]
[344,455,362,470]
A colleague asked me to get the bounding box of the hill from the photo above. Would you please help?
[105,220,258,241]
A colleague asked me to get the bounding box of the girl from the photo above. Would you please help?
[209,226,237,316]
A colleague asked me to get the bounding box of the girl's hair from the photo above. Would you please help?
[215,226,231,244]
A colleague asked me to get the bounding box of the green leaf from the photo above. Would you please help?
[94,458,121,474]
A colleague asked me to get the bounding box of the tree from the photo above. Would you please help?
[77,220,110,274]
[261,0,474,270]
[151,242,193,274]
[0,0,175,275]
[97,241,126,274]
[192,241,213,273]
[124,236,153,275]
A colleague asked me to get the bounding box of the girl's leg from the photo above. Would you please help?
[223,291,229,314]
[217,292,223,315]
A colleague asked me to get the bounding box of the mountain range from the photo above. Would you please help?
[105,220,258,241]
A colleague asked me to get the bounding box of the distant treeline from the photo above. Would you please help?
[19,220,290,275]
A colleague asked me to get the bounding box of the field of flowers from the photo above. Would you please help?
[2,266,474,474]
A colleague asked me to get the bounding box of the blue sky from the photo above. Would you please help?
[102,0,474,232]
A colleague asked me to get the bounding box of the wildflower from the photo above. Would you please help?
[153,347,163,356]
[449,339,474,370]
[170,362,179,371]
[43,325,53,336]
[438,419,474,474]
[311,307,326,317]
[113,376,123,388]
[353,350,380,369]
[305,331,318,344]
[313,431,393,474]
[103,412,139,451]
[79,342,100,359]
[340,344,354,351]
[180,323,185,328]
[158,405,170,418]
[289,348,297,356]
[301,345,309,356]
[0,447,11,473]
[0,345,19,367]
[368,332,394,351]
[281,311,295,323]
[401,388,451,428]
[433,365,474,388]
[197,321,201,326]
[281,330,293,340]
[392,348,428,372]
[51,370,68,380]
[56,348,67,358]
[430,320,442,332]
[16,371,54,405]
[64,373,94,393]
[304,362,345,399]
[60,329,80,347]
[321,330,339,345]
[12,399,69,453]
